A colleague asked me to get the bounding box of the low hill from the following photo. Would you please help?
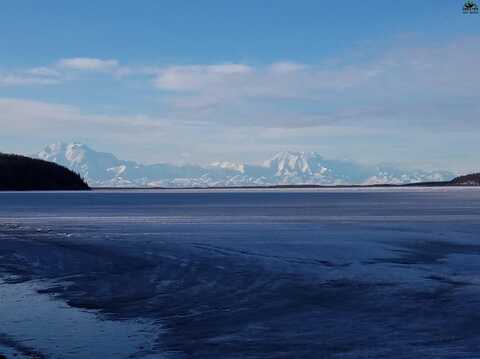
[0,153,90,191]
[449,173,480,186]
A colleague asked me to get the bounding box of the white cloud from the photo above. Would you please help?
[0,74,60,86]
[58,57,119,71]
[0,98,168,139]
[154,64,253,91]
[149,38,480,133]
[268,62,307,73]
[0,58,120,87]
[26,67,61,77]
[152,60,385,106]
[207,64,252,74]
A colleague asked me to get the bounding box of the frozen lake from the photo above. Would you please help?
[1,188,480,358]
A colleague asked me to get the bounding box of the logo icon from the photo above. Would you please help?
[463,0,479,13]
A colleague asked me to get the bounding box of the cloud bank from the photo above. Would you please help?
[0,38,478,171]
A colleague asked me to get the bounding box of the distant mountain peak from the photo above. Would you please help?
[264,151,328,177]
[267,150,323,160]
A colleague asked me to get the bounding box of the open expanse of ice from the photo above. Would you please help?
[1,188,480,358]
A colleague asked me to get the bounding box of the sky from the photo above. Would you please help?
[0,0,479,173]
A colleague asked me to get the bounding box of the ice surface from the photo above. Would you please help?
[0,280,161,359]
[1,188,480,358]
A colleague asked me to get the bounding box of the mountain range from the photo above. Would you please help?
[35,142,455,188]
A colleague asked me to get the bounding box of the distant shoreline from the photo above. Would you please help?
[90,182,473,191]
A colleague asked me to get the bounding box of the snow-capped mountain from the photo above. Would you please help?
[35,142,455,187]
[261,151,372,185]
[37,142,136,185]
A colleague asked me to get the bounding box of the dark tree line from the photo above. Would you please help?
[0,153,89,190]
[449,173,480,186]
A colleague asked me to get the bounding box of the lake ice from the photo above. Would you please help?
[1,188,480,358]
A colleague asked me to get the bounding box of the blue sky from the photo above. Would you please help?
[0,1,479,172]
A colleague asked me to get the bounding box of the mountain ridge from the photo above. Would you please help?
[35,142,455,188]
